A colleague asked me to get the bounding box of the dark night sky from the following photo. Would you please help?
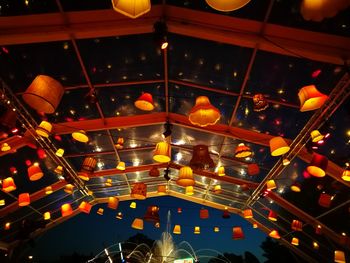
[28,196,267,262]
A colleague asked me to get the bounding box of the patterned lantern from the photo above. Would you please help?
[307,153,328,177]
[28,163,44,181]
[185,186,194,195]
[144,205,160,223]
[43,212,51,220]
[112,0,151,19]
[22,75,64,114]
[342,170,350,182]
[153,142,171,163]
[291,237,299,246]
[157,185,167,195]
[81,157,97,172]
[268,210,278,221]
[290,182,301,192]
[298,85,328,112]
[116,212,123,219]
[334,250,346,263]
[61,203,73,217]
[194,226,200,234]
[131,218,144,230]
[266,179,277,190]
[18,193,30,206]
[189,96,221,127]
[79,201,92,214]
[247,163,260,176]
[2,177,16,192]
[205,0,251,12]
[177,166,195,187]
[149,167,160,177]
[97,208,104,215]
[134,93,155,111]
[213,184,222,194]
[189,145,214,170]
[55,148,64,157]
[217,166,225,176]
[72,130,89,143]
[318,193,333,208]
[45,186,53,195]
[252,93,269,112]
[173,225,181,234]
[130,202,137,209]
[199,208,209,219]
[108,197,119,210]
[35,121,52,138]
[291,220,303,231]
[269,230,280,239]
[310,130,324,143]
[269,136,290,156]
[234,143,252,158]
[117,161,126,171]
[1,143,11,152]
[131,182,147,200]
[232,227,244,240]
[243,209,253,219]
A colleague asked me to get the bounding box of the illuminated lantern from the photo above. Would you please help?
[268,211,278,221]
[313,242,319,249]
[79,201,92,214]
[342,170,350,181]
[213,184,222,194]
[81,157,97,172]
[214,226,220,232]
[315,225,322,235]
[252,93,269,112]
[10,167,18,175]
[291,220,303,231]
[247,163,260,176]
[97,208,104,215]
[112,0,151,19]
[131,218,144,230]
[189,96,221,127]
[282,158,290,166]
[194,226,200,234]
[173,225,181,234]
[217,166,225,176]
[0,200,5,206]
[149,167,160,177]
[35,121,52,138]
[61,203,73,217]
[318,193,333,208]
[105,179,113,187]
[54,165,63,175]
[199,208,209,219]
[115,137,124,149]
[310,130,324,143]
[266,179,277,190]
[134,93,155,111]
[252,223,258,229]
[64,184,74,194]
[45,186,53,195]
[290,182,301,192]
[18,193,30,206]
[205,0,251,12]
[72,130,89,143]
[28,163,44,181]
[269,230,280,239]
[232,227,244,240]
[55,148,64,157]
[1,143,11,152]
[243,209,253,219]
[22,75,64,114]
[269,136,290,156]
[43,212,51,220]
[157,185,167,195]
[307,153,328,177]
[334,250,346,263]
[301,0,350,22]
[222,209,231,219]
[291,237,299,246]
[116,161,126,171]
[5,222,11,230]
[116,212,123,219]
[189,145,214,170]
[153,142,171,163]
[185,186,194,195]
[108,197,119,210]
[2,177,16,192]
[144,205,160,223]
[130,202,137,209]
[298,85,328,112]
[177,207,182,213]
[131,182,147,200]
[177,166,195,187]
[234,143,252,158]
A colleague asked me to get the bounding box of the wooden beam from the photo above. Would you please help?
[0,134,36,157]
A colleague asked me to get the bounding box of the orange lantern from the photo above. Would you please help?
[247,163,260,176]
[108,197,119,210]
[157,185,167,195]
[116,161,126,171]
[290,182,301,192]
[112,0,151,18]
[307,153,328,177]
[134,93,155,111]
[243,209,253,219]
[298,85,328,112]
[318,193,333,208]
[131,182,147,200]
[64,184,74,194]
[35,121,52,138]
[189,96,221,127]
[130,202,137,209]
[72,130,89,143]
[105,178,113,187]
[214,226,220,232]
[185,186,194,195]
[173,225,181,234]
[232,227,244,240]
[153,142,171,163]
[234,143,252,158]
[269,230,280,239]
[149,167,160,177]
[252,223,258,229]
[342,170,350,182]
[2,177,16,192]
[18,193,30,206]
[310,130,324,143]
[266,179,277,190]
[81,157,97,172]
[79,201,92,214]
[131,218,144,230]
[301,0,350,22]
[177,166,195,187]
[334,250,346,263]
[291,237,299,246]
[97,208,104,215]
[43,211,51,220]
[28,163,44,181]
[252,93,269,112]
[205,0,251,12]
[291,220,303,231]
[269,136,290,156]
[5,222,11,230]
[54,165,63,175]
[116,212,123,219]
[61,203,73,217]
[115,137,124,149]
[194,226,200,234]
[199,208,209,219]
[144,205,160,223]
[45,186,53,195]
[217,166,225,176]
[268,211,278,221]
[213,184,222,194]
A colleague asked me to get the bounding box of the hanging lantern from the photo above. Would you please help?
[149,167,160,177]
[72,130,89,143]
[252,93,269,112]
[214,226,220,232]
[54,165,63,175]
[18,193,30,206]
[144,205,160,224]
[116,212,123,219]
[1,143,11,152]
[266,179,277,190]
[0,199,5,206]
[116,161,126,171]
[35,121,52,138]
[301,0,350,22]
[269,136,290,156]
[131,218,144,230]
[177,207,182,213]
[222,209,231,219]
[173,225,181,234]
[282,158,290,166]
[313,241,319,250]
[189,145,215,170]
[199,208,209,219]
[177,166,195,187]
[112,0,151,19]
[252,223,258,229]
[157,185,167,195]
[153,142,171,163]
[268,210,278,221]
[307,153,328,177]
[97,208,104,215]
[61,203,73,217]
[43,212,51,220]
[45,186,53,195]
[243,209,253,219]
[134,93,155,111]
[130,201,137,209]
[64,184,74,194]
[131,182,147,200]
[189,96,221,127]
[217,166,225,176]
[269,230,280,239]
[315,225,322,235]
[310,130,324,143]
[298,85,328,112]
[342,170,350,181]
[194,226,200,234]
[291,237,299,246]
[213,184,222,194]
[232,227,244,240]
[247,163,260,176]
[185,186,194,195]
[55,148,64,157]
[81,157,97,172]
[205,0,251,12]
[334,250,346,263]
[234,143,252,158]
[2,177,16,192]
[115,137,124,149]
[291,220,303,231]
[318,193,333,208]
[22,75,64,114]
[28,163,44,181]
[105,178,113,187]
[290,182,301,192]
[5,222,11,230]
[108,197,119,210]
[79,201,92,214]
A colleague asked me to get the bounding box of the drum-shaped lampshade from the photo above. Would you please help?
[131,182,147,200]
[64,184,74,194]
[213,184,222,194]
[108,197,119,210]
[28,163,44,181]
[298,85,328,112]
[307,153,328,177]
[81,157,97,172]
[318,193,332,208]
[153,142,171,163]
[131,218,144,230]
[291,237,299,246]
[134,93,155,111]
[177,166,195,187]
[112,0,151,19]
[334,250,346,263]
[291,220,303,231]
[189,96,220,127]
[2,177,16,192]
[72,130,89,143]
[35,121,52,137]
[199,208,209,219]
[18,193,30,206]
[269,136,290,156]
[232,226,244,240]
[61,203,73,217]
[205,0,251,12]
[79,201,92,214]
[266,179,277,190]
[243,209,253,219]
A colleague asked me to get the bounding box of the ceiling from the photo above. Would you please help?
[0,0,349,262]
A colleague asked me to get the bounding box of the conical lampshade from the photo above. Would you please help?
[269,230,280,239]
[130,201,137,209]
[131,182,147,200]
[97,208,104,215]
[217,166,225,176]
[269,136,290,156]
[79,201,92,214]
[2,177,16,192]
[189,145,214,170]
[307,153,328,177]
[266,179,277,190]
[342,170,350,181]
[131,218,144,230]
[44,212,51,220]
[177,166,195,187]
[189,96,220,127]
[205,0,251,12]
[72,130,89,143]
[134,93,155,111]
[116,161,126,171]
[35,121,52,138]
[112,0,151,19]
[61,203,73,217]
[173,225,181,234]
[28,163,44,181]
[153,142,171,163]
[214,226,220,232]
[234,143,252,158]
[243,209,253,219]
[298,85,328,112]
[291,237,299,246]
[268,210,278,221]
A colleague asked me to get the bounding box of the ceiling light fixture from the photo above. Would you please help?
[205,0,251,12]
[189,96,221,127]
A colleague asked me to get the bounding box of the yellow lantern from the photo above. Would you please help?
[269,230,280,239]
[342,170,350,181]
[185,186,194,195]
[243,209,253,219]
[64,184,74,194]
[205,0,251,12]
[307,153,328,177]
[234,143,252,158]
[153,142,171,163]
[312,241,319,249]
[116,161,126,171]
[55,148,64,157]
[54,165,63,175]
[298,85,328,112]
[252,223,258,229]
[112,0,151,19]
[131,182,147,200]
[108,197,119,210]
[157,185,167,195]
[189,96,221,127]
[310,130,324,143]
[105,178,113,187]
[131,218,144,230]
[266,179,277,190]
[79,201,92,214]
[45,186,53,195]
[173,225,181,234]
[0,199,5,206]
[177,166,195,187]
[214,226,220,232]
[97,208,104,215]
[43,212,51,220]
[291,237,299,246]
[213,184,222,194]
[290,182,301,192]
[35,121,52,138]
[1,143,11,152]
[2,177,16,192]
[61,203,73,217]
[269,136,290,156]
[217,166,225,176]
[282,158,290,166]
[72,130,89,143]
[134,93,155,111]
[334,250,346,263]
[130,201,137,209]
[194,226,200,234]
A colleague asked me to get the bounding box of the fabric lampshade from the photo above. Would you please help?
[157,185,167,195]
[318,193,333,208]
[130,201,137,209]
[55,148,64,157]
[18,193,30,206]
[342,170,350,181]
[28,163,44,181]
[72,130,89,143]
[112,0,151,19]
[247,163,260,176]
[334,250,346,263]
[153,142,171,163]
[144,205,160,223]
[269,136,290,156]
[64,184,74,194]
[291,237,299,246]
[116,161,126,170]
[205,0,251,12]
[44,212,51,220]
[134,93,155,111]
[79,201,92,214]
[173,225,181,234]
[1,143,11,152]
[108,197,119,210]
[291,220,303,231]
[266,179,277,190]
[199,208,209,219]
[35,121,52,137]
[149,167,160,177]
[307,153,328,177]
[97,208,104,215]
[185,186,194,195]
[45,186,53,195]
[213,184,222,194]
[298,85,328,112]
[234,143,252,158]
[189,145,214,170]
[176,166,195,187]
[243,209,253,219]
[268,210,278,221]
[189,96,221,127]
[61,203,73,217]
[252,93,269,112]
[131,218,144,230]
[217,166,225,176]
[131,182,147,200]
[290,182,301,192]
[269,230,280,239]
[232,227,244,240]
[194,226,200,234]
[310,130,324,142]
[2,177,16,192]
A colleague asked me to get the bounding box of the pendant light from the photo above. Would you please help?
[112,0,151,19]
[79,201,92,214]
[28,163,44,181]
[176,166,195,187]
[298,85,328,112]
[108,197,119,210]
[2,177,16,192]
[217,166,225,176]
[131,218,144,230]
[252,93,269,112]
[310,130,324,143]
[234,143,252,158]
[194,226,200,234]
[205,0,251,12]
[189,96,220,127]
[143,205,160,224]
[307,153,328,177]
[72,130,89,143]
[153,142,171,163]
[173,225,181,234]
[232,227,244,240]
[291,237,299,246]
[185,186,194,195]
[18,193,30,206]
[134,93,155,111]
[269,136,290,156]
[269,230,280,239]
[291,220,303,231]
[35,121,52,137]
[189,145,214,170]
[61,203,73,217]
[243,209,253,219]
[131,182,147,200]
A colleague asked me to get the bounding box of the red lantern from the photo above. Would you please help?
[18,193,30,206]
[79,201,92,214]
[2,177,16,192]
[268,210,278,221]
[318,193,333,208]
[177,207,182,213]
[108,197,119,210]
[243,209,253,219]
[291,220,303,231]
[199,208,209,219]
[247,163,260,176]
[134,93,155,111]
[28,163,44,181]
[232,227,244,240]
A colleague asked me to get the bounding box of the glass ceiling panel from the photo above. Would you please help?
[0,0,58,16]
